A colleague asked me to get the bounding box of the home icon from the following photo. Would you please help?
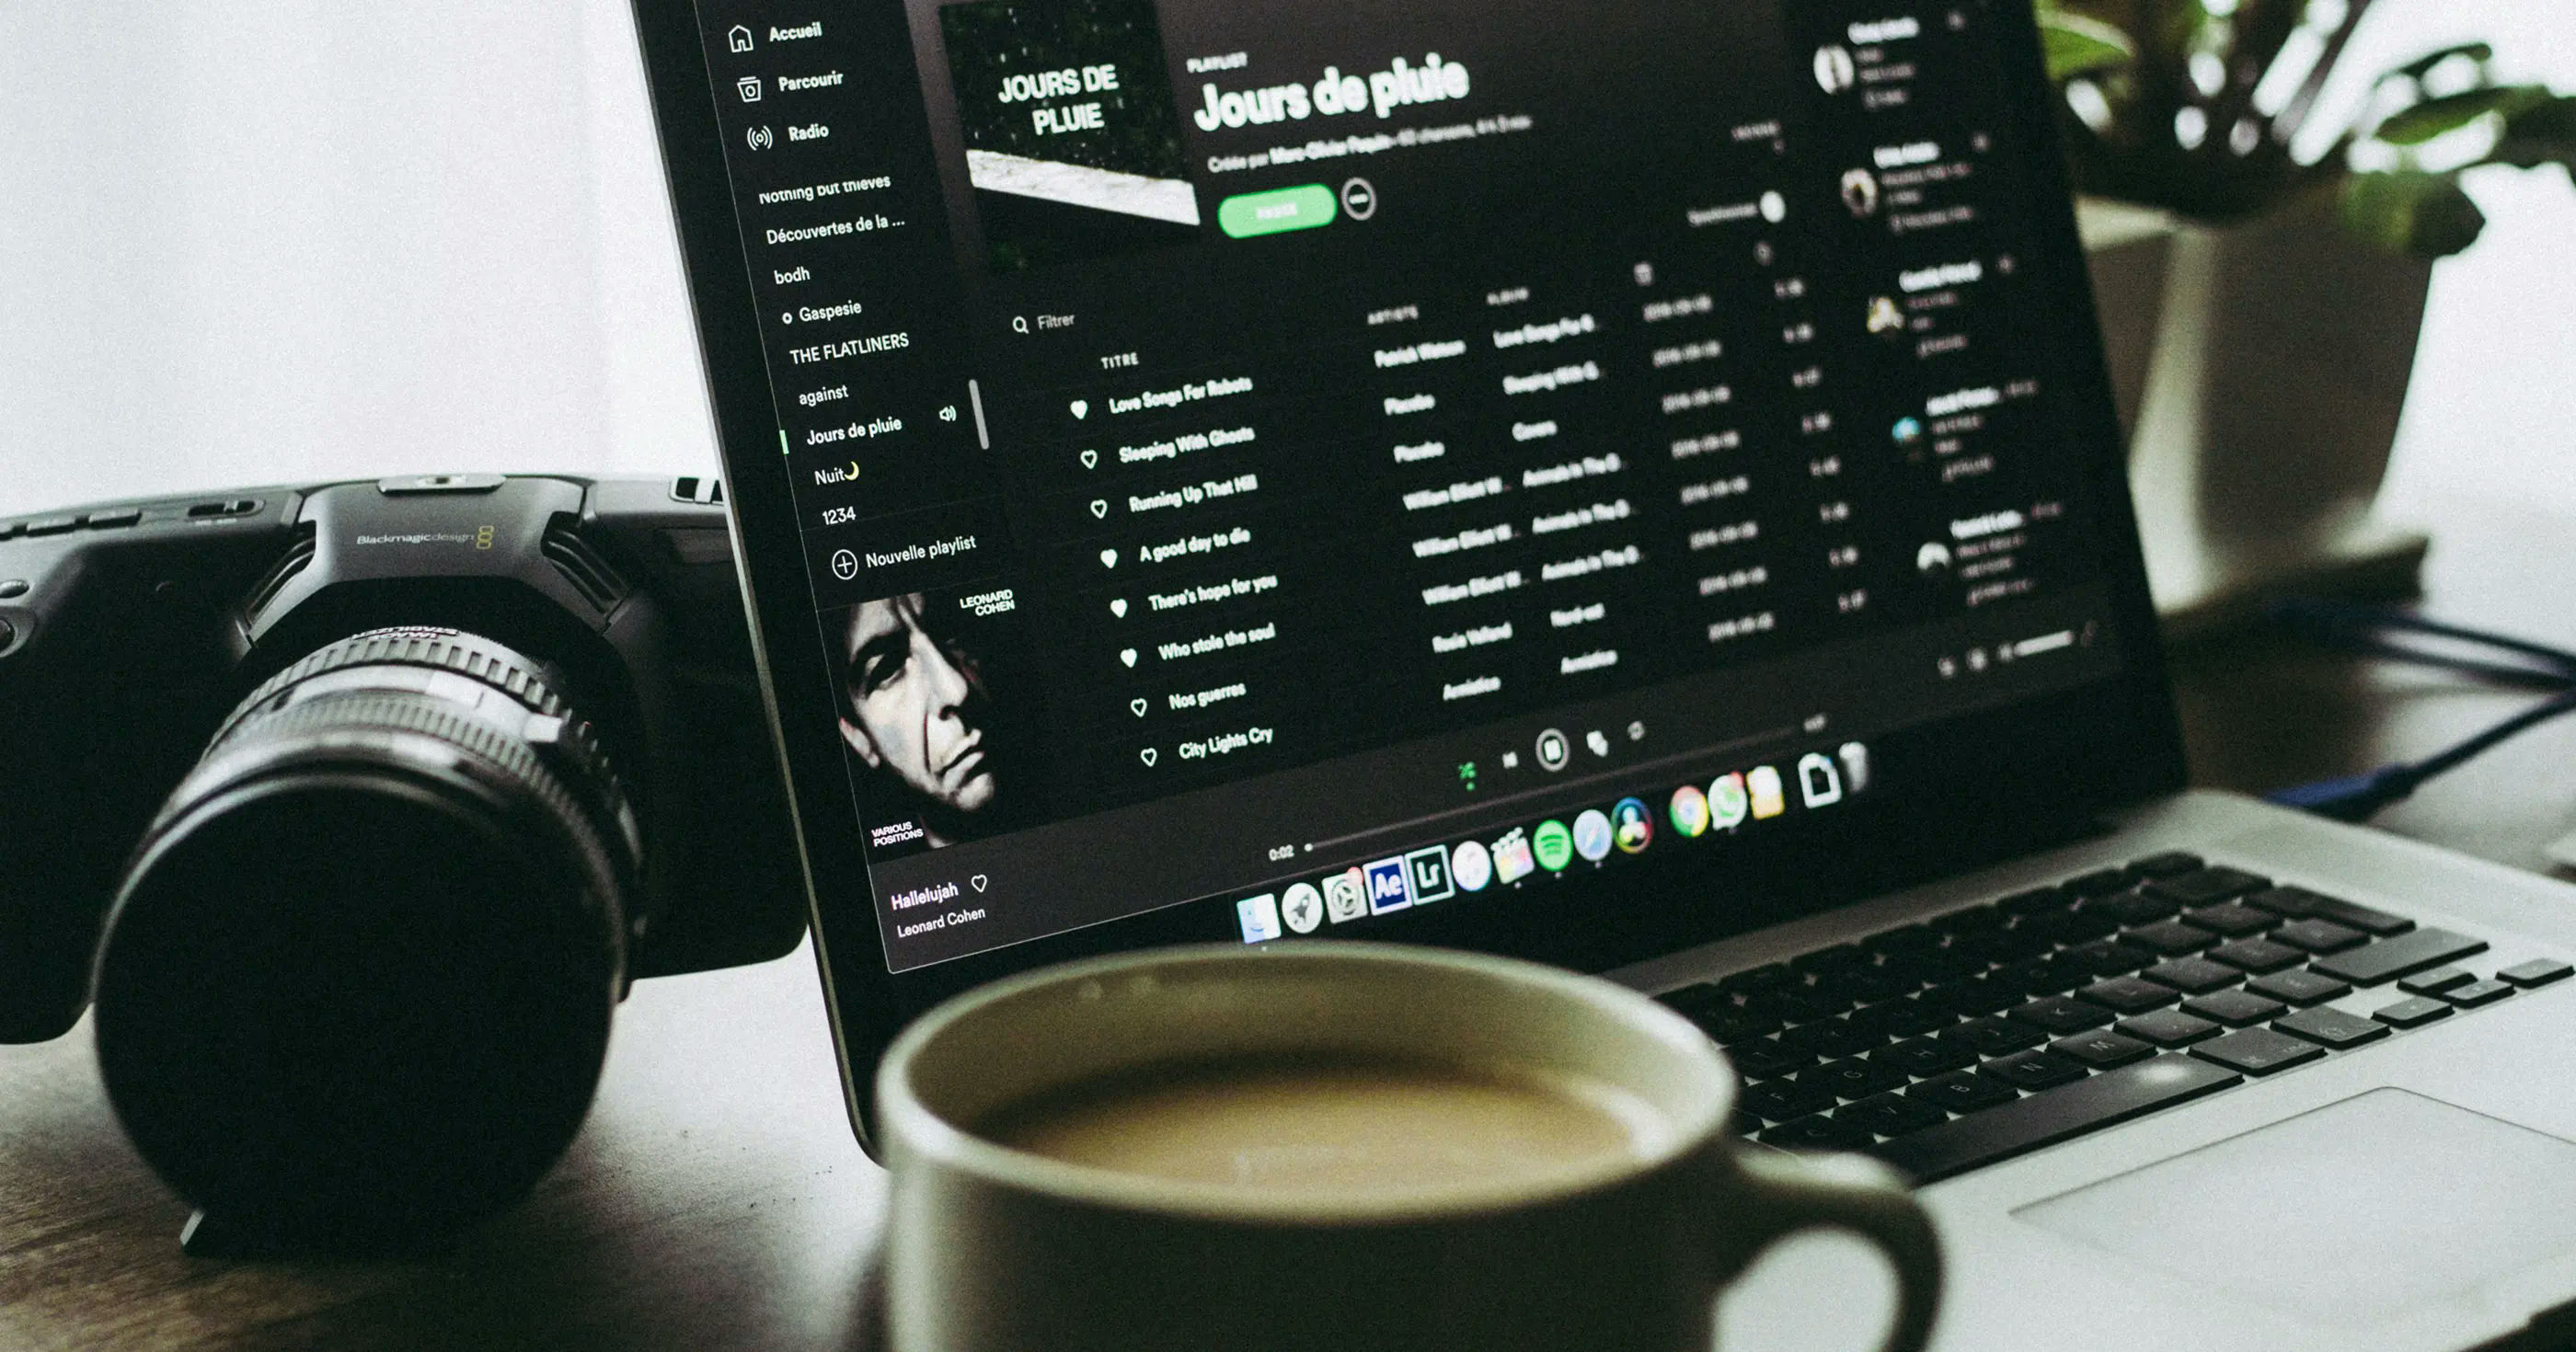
[728,25,753,53]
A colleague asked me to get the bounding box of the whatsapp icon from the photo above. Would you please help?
[1533,819,1575,872]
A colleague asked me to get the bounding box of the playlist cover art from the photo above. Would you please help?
[938,0,1200,270]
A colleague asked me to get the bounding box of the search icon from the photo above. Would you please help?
[1012,315,1029,334]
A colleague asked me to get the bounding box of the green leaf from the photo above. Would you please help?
[2372,86,2551,145]
[2384,42,2493,84]
[2340,170,2487,258]
[2491,95,2576,169]
[2038,9,2135,83]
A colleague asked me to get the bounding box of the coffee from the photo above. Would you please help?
[978,1054,1662,1196]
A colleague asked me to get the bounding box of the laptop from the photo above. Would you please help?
[623,0,2576,1345]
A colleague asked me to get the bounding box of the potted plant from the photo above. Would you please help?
[2033,0,2575,632]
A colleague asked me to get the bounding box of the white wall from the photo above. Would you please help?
[0,1,2569,516]
[0,0,716,514]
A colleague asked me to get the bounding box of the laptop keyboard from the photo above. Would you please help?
[1657,851,2573,1182]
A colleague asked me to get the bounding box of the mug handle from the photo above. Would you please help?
[1701,1146,1943,1352]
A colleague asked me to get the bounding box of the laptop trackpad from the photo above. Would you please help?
[2018,1088,2576,1325]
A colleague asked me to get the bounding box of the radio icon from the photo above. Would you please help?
[746,124,775,151]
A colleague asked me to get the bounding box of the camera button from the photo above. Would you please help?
[0,579,26,599]
[23,516,76,537]
[82,508,142,530]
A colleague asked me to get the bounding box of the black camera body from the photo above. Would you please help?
[0,474,805,1244]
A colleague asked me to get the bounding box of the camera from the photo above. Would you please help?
[0,475,806,1247]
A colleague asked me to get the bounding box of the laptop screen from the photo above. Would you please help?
[644,0,2159,980]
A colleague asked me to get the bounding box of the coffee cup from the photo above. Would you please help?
[877,942,1940,1351]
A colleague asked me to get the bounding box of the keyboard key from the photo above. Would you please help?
[1772,987,1850,1023]
[2142,957,2242,994]
[2247,887,2415,936]
[1878,1036,1978,1078]
[1981,1049,2090,1091]
[2274,1006,2391,1050]
[1793,944,1868,972]
[2060,867,2134,897]
[1742,1078,1837,1122]
[2124,852,2205,879]
[1805,1057,1909,1101]
[2086,891,2180,927]
[1870,1056,2241,1183]
[1825,964,1919,1005]
[2125,921,2218,956]
[2248,968,2353,1006]
[1659,982,1727,1014]
[1933,905,2007,934]
[2372,997,2454,1029]
[2445,980,2514,1008]
[2312,929,2490,987]
[2272,919,2367,955]
[2051,1031,2156,1069]
[1992,955,2087,998]
[1906,1070,2019,1114]
[2145,866,2270,906]
[1954,927,2050,966]
[2191,1027,2328,1077]
[1922,976,2021,1016]
[2181,990,2288,1027]
[1762,1114,1874,1150]
[1873,996,1956,1037]
[2117,1009,2222,1048]
[1778,1016,1887,1060]
[1721,963,1794,993]
[2501,958,2575,989]
[2206,938,2304,974]
[2398,967,2476,995]
[2007,996,2116,1035]
[2077,976,2179,1014]
[2021,907,2120,945]
[2066,938,2154,976]
[1943,1015,2046,1057]
[1997,887,2073,916]
[1836,1093,1948,1138]
[2181,903,2278,937]
[1723,1037,1814,1081]
[1865,924,1941,953]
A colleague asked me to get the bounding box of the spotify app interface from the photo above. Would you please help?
[686,0,2129,970]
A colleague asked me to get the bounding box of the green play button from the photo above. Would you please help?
[1217,184,1337,238]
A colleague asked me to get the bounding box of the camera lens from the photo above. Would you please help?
[92,627,643,1243]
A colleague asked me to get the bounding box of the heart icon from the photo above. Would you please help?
[1099,549,1117,568]
[1110,598,1127,618]
[970,875,988,894]
[1090,499,1108,519]
[1070,400,1088,420]
[1080,449,1098,469]
[1120,648,1137,668]
[1130,697,1147,716]
[1139,747,1158,767]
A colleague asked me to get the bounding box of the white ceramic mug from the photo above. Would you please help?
[878,943,1940,1351]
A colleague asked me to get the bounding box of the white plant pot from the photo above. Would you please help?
[2079,190,2432,636]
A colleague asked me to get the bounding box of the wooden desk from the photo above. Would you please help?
[6,487,2571,1349]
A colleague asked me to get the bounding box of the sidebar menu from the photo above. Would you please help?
[691,6,1005,608]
